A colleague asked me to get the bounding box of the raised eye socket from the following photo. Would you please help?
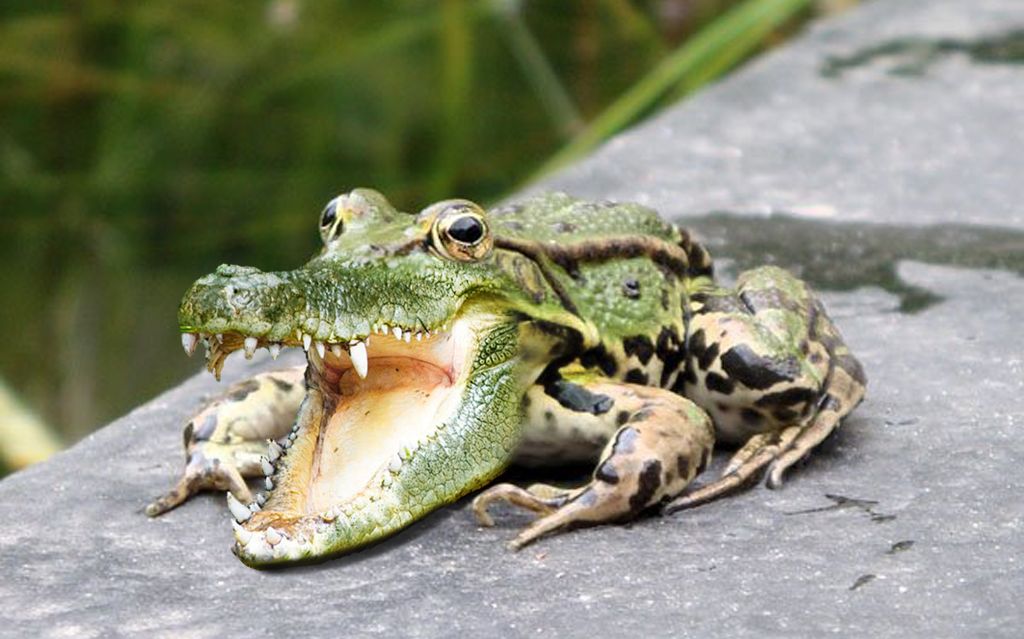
[430,201,493,262]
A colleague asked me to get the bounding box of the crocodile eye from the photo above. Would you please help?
[319,198,344,244]
[429,200,493,262]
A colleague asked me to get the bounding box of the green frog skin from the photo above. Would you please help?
[147,189,866,568]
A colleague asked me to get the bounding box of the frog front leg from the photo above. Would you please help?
[663,266,867,513]
[146,367,305,516]
[474,378,714,549]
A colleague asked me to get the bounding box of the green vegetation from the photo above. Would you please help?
[0,0,848,467]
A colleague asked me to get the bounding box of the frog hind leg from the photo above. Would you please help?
[473,379,714,549]
[145,367,306,516]
[664,266,867,513]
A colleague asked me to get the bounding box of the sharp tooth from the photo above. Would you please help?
[265,477,274,490]
[331,344,343,358]
[243,337,258,359]
[388,454,402,473]
[226,493,251,523]
[265,527,282,546]
[181,333,198,356]
[315,341,326,359]
[256,493,267,506]
[415,332,423,341]
[268,343,282,360]
[216,333,224,343]
[260,457,274,476]
[392,326,403,340]
[350,340,368,379]
[248,501,260,513]
[267,440,282,461]
[302,334,312,351]
[403,331,411,343]
[232,521,252,544]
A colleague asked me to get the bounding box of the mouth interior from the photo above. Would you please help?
[307,352,455,513]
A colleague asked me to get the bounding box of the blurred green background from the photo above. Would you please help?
[0,0,855,472]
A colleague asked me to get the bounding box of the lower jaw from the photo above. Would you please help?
[233,346,464,563]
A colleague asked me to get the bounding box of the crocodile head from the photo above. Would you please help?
[178,189,594,566]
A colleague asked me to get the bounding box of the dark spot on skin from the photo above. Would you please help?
[544,410,556,426]
[227,379,260,402]
[553,221,577,233]
[698,449,712,474]
[741,408,764,426]
[611,427,639,456]
[595,460,620,484]
[616,411,631,426]
[182,421,194,448]
[719,344,800,390]
[544,379,614,415]
[193,414,218,441]
[716,403,730,413]
[271,378,294,393]
[755,387,817,410]
[657,326,685,387]
[622,335,655,365]
[580,345,619,377]
[625,369,649,385]
[630,459,663,512]
[835,352,868,385]
[688,329,707,362]
[660,287,671,311]
[676,455,690,479]
[522,394,532,408]
[809,352,823,364]
[849,574,876,591]
[697,341,719,372]
[772,408,799,423]
[704,372,735,395]
[632,409,654,423]
[622,278,641,299]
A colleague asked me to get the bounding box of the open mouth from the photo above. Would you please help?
[182,319,477,562]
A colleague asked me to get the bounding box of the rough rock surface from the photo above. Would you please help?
[2,0,1021,636]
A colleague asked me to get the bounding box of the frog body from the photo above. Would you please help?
[149,190,865,567]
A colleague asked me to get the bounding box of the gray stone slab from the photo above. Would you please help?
[2,0,1022,637]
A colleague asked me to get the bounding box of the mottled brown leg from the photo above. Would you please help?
[474,380,714,549]
[146,367,305,516]
[662,426,800,514]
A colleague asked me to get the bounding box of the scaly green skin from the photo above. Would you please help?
[161,188,866,566]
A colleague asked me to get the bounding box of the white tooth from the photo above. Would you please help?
[403,331,411,343]
[388,454,402,473]
[267,440,282,461]
[331,344,343,358]
[265,477,274,490]
[392,326,403,339]
[269,343,282,360]
[415,332,423,341]
[181,333,199,356]
[227,493,251,523]
[243,337,258,359]
[265,527,282,546]
[315,341,326,359]
[232,521,252,544]
[302,333,312,351]
[256,493,267,506]
[216,333,224,343]
[248,501,260,513]
[260,457,274,476]
[350,340,368,379]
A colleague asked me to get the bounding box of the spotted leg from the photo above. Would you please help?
[664,266,866,514]
[474,378,714,549]
[146,367,306,516]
